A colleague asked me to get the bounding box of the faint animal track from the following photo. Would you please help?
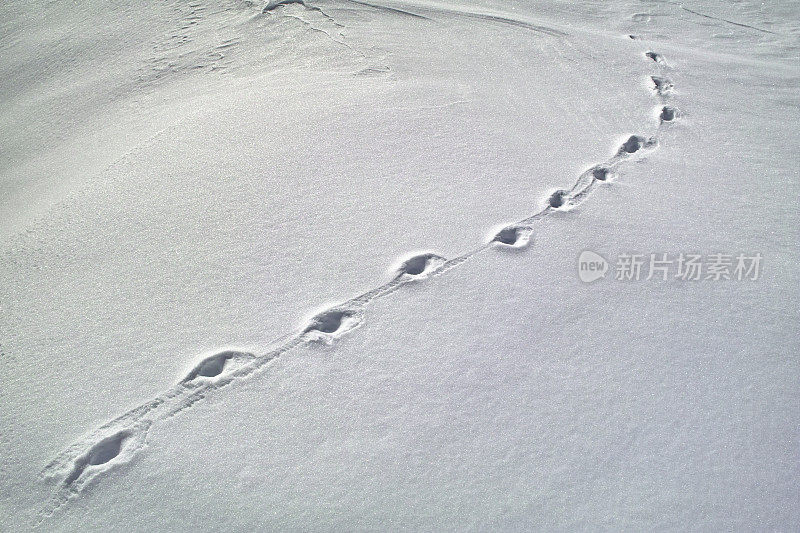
[181,350,255,382]
[262,0,343,27]
[659,106,676,122]
[680,6,776,35]
[651,75,673,96]
[346,0,430,20]
[397,253,446,277]
[355,65,392,76]
[262,0,305,12]
[548,190,568,208]
[261,0,366,61]
[492,226,533,247]
[592,167,611,181]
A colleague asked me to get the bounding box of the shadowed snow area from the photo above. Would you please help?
[0,0,798,530]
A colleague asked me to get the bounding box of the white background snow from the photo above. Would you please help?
[1,0,798,530]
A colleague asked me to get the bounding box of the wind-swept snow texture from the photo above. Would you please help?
[1,0,798,530]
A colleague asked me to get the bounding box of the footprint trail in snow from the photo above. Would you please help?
[38,2,681,519]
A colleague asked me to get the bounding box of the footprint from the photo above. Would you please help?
[620,135,654,154]
[303,308,361,341]
[592,167,612,181]
[645,51,665,64]
[651,75,673,95]
[660,106,677,122]
[181,350,254,383]
[548,190,568,208]
[492,225,533,247]
[64,431,129,486]
[397,253,446,278]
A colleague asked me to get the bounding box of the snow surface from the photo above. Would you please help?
[1,0,798,530]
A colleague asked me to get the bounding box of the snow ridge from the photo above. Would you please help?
[37,16,681,522]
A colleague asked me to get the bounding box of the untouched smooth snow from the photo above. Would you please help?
[1,0,798,530]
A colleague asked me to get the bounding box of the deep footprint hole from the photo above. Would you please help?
[660,106,676,121]
[403,255,430,275]
[494,226,522,245]
[183,350,246,382]
[399,253,442,276]
[592,167,611,181]
[307,310,352,334]
[65,431,128,486]
[622,135,644,153]
[86,432,127,466]
[651,75,673,93]
[549,190,567,208]
[195,354,228,378]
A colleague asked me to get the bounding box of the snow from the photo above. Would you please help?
[1,0,798,530]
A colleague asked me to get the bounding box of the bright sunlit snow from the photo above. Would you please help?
[1,0,798,530]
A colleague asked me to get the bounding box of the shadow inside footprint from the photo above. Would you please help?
[494,226,522,245]
[621,135,645,153]
[398,253,445,277]
[182,350,251,382]
[86,433,125,466]
[592,167,611,181]
[65,431,128,486]
[305,309,353,334]
[660,106,676,121]
[492,226,532,247]
[549,190,568,208]
[651,76,673,94]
